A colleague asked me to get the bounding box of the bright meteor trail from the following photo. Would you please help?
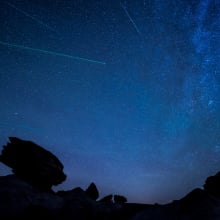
[0,41,106,65]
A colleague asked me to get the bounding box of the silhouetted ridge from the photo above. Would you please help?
[114,195,127,203]
[0,136,220,219]
[204,171,220,198]
[99,194,113,203]
[0,137,66,190]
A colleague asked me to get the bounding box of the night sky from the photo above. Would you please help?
[0,0,220,204]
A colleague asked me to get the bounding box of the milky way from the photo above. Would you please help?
[0,0,219,203]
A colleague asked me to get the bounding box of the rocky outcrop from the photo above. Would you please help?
[57,187,97,219]
[86,182,99,200]
[114,195,127,203]
[99,194,113,203]
[1,136,220,219]
[3,173,220,220]
[132,188,220,220]
[0,175,142,219]
[99,194,127,204]
[0,174,63,219]
[0,137,66,190]
[204,171,220,198]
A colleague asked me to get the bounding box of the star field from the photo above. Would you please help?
[0,0,219,203]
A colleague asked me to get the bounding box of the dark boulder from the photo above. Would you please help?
[204,171,220,198]
[114,195,127,203]
[86,182,99,200]
[132,189,220,220]
[0,174,63,219]
[99,194,113,203]
[57,187,97,219]
[0,137,66,190]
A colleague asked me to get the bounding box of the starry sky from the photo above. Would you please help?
[0,0,220,204]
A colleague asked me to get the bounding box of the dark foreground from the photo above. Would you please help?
[0,137,220,220]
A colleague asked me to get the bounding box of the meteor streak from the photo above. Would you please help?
[0,40,106,65]
[121,3,143,38]
[4,1,56,32]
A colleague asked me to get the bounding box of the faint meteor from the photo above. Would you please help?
[0,40,106,65]
[4,1,56,32]
[120,3,143,38]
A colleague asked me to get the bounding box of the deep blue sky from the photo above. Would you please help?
[0,0,219,204]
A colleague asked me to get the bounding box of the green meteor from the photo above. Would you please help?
[0,40,106,65]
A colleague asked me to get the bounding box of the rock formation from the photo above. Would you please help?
[1,136,220,219]
[86,182,99,200]
[132,188,220,220]
[114,195,127,203]
[0,174,63,219]
[99,194,113,203]
[0,137,66,190]
[204,171,220,198]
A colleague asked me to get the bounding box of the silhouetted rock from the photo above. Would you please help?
[1,173,220,220]
[99,194,113,203]
[204,171,220,198]
[1,136,220,219]
[132,188,220,220]
[0,174,63,219]
[114,195,127,203]
[86,182,99,200]
[57,187,97,219]
[0,137,66,190]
